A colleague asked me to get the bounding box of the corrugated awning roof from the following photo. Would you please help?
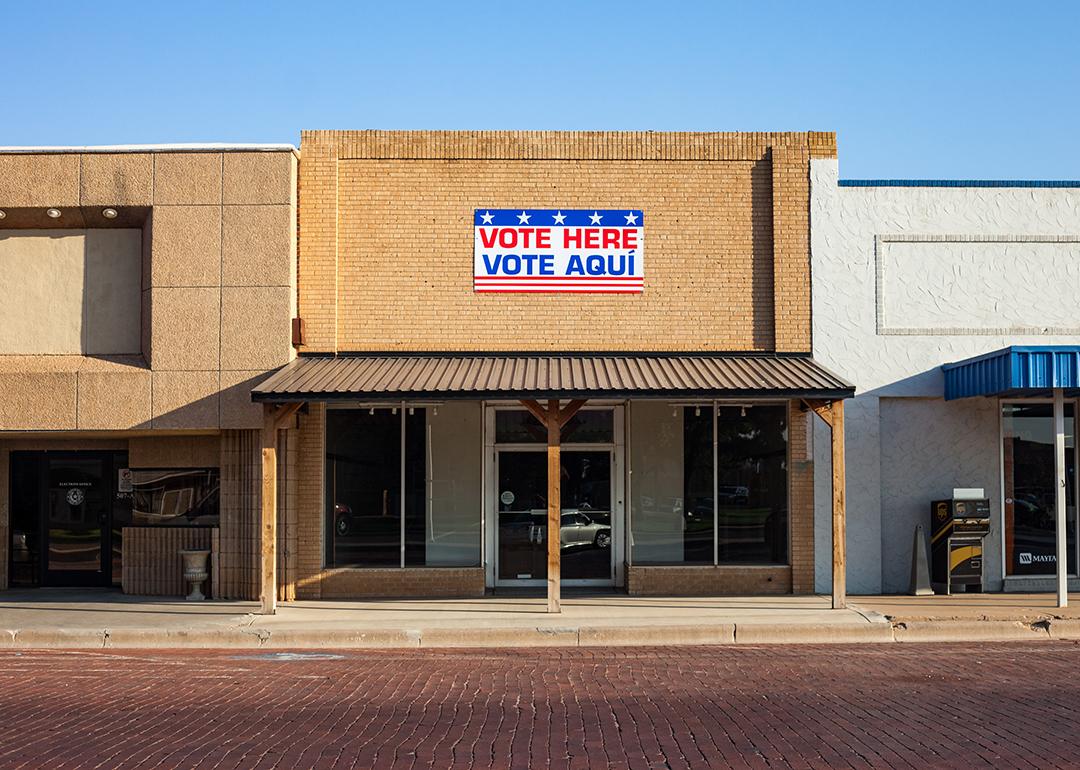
[252,353,854,402]
[944,346,1080,400]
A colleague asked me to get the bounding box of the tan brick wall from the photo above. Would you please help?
[295,403,326,599]
[298,130,832,355]
[627,565,792,595]
[788,403,815,593]
[319,567,485,599]
[335,159,773,351]
[772,146,812,352]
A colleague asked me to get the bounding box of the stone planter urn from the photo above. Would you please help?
[178,549,211,601]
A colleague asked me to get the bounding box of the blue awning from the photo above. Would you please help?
[943,346,1080,400]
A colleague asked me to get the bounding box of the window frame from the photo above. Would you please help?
[627,399,791,568]
[999,397,1080,579]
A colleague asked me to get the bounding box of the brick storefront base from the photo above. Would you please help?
[627,565,793,595]
[313,567,486,599]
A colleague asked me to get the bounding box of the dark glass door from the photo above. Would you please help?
[43,456,111,586]
[1003,403,1077,576]
[496,450,613,583]
[9,451,130,588]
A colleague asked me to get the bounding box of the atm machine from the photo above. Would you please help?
[930,493,991,595]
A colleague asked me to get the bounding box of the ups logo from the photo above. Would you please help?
[936,502,948,521]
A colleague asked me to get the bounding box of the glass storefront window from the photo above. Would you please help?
[1003,402,1077,576]
[495,409,614,444]
[631,402,788,566]
[416,402,482,567]
[683,408,715,563]
[716,405,788,564]
[131,469,219,527]
[629,402,685,564]
[326,405,481,568]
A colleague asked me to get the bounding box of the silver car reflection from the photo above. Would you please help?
[560,511,611,550]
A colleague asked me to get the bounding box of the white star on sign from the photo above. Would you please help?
[589,211,603,225]
[552,211,566,225]
[624,212,639,225]
[480,211,494,225]
[517,211,531,224]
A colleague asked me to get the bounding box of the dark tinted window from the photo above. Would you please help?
[1003,403,1076,575]
[495,409,614,444]
[325,408,425,567]
[716,405,788,564]
[131,469,219,527]
[683,408,714,563]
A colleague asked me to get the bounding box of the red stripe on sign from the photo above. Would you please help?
[475,287,643,293]
[475,282,643,288]
[473,275,643,279]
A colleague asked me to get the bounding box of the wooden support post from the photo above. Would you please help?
[260,407,278,615]
[547,399,561,614]
[830,400,846,610]
[805,399,847,610]
[259,402,302,615]
[518,397,587,614]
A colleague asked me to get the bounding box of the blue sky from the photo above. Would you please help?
[3,1,1077,178]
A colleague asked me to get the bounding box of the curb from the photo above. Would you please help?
[892,620,1049,643]
[3,619,1078,649]
[736,622,894,645]
[578,623,735,646]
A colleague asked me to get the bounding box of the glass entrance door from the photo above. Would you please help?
[495,450,613,585]
[43,455,111,586]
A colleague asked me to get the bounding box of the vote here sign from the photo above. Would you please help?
[473,209,644,293]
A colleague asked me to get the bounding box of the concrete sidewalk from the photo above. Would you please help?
[0,589,887,648]
[849,593,1080,643]
[2,589,1079,648]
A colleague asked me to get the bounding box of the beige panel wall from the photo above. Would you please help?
[298,130,833,354]
[128,435,220,468]
[0,149,297,432]
[0,229,141,354]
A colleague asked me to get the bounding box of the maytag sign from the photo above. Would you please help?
[473,209,644,293]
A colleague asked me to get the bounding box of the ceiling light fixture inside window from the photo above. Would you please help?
[46,208,61,218]
[102,208,118,219]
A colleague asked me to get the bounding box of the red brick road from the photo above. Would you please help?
[0,643,1078,769]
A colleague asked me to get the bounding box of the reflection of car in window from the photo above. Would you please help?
[717,485,749,505]
[560,511,611,550]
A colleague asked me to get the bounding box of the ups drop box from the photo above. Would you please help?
[930,498,991,594]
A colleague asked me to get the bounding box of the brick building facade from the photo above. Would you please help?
[261,131,849,601]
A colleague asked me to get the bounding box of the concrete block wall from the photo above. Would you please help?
[0,149,297,432]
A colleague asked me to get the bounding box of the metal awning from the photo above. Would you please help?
[252,353,854,403]
[943,346,1080,400]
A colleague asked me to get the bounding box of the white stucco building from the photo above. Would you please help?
[810,161,1080,595]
